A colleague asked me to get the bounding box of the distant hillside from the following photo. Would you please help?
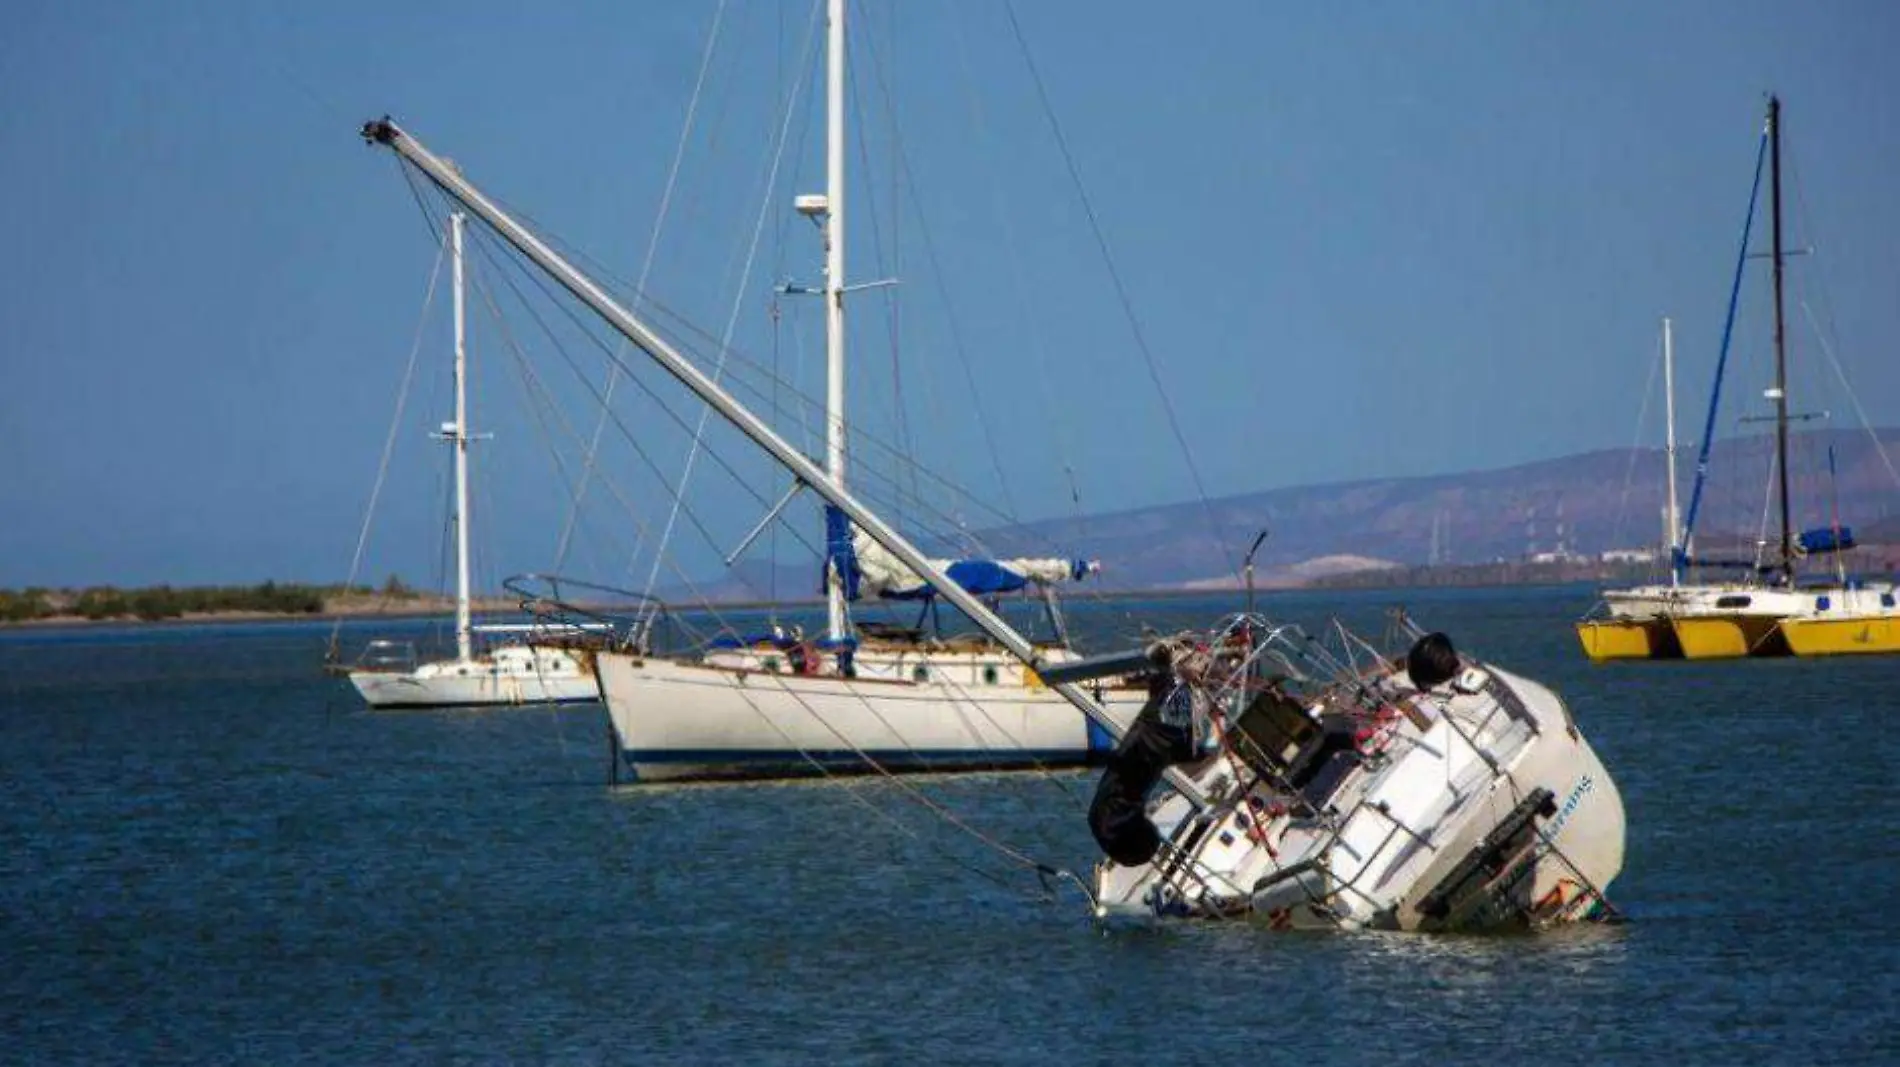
[984,426,1900,589]
[661,427,1900,600]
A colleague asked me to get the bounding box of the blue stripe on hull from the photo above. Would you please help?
[621,746,1105,783]
[369,696,600,710]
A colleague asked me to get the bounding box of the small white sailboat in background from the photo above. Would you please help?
[336,212,600,709]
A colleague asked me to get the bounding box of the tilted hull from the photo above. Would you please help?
[595,648,1145,782]
[1092,656,1624,933]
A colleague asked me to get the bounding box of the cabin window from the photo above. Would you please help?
[1884,594,1897,609]
[1816,596,1831,612]
[763,656,781,672]
[982,665,999,685]
[1715,595,1752,609]
[912,665,930,683]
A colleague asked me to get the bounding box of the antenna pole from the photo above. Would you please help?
[1243,528,1269,613]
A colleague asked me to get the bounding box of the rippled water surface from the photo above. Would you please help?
[3,586,1896,1064]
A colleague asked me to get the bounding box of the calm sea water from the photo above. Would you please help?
[2,586,1895,1065]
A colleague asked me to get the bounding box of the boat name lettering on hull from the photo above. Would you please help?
[1546,774,1594,838]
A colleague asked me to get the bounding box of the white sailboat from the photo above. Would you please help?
[1575,317,1788,659]
[580,0,1141,780]
[360,108,1627,931]
[340,213,599,709]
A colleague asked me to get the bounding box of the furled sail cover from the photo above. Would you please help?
[823,506,1096,601]
[1798,526,1855,554]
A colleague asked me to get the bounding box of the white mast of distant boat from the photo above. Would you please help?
[1662,316,1682,587]
[435,211,476,662]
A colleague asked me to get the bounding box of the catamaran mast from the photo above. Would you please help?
[449,212,474,661]
[1768,95,1794,584]
[822,0,849,644]
[1663,316,1681,586]
[359,119,1175,779]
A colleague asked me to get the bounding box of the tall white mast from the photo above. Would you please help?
[449,212,474,661]
[1661,316,1681,586]
[822,0,849,643]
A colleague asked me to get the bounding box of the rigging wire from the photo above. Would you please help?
[465,223,783,617]
[473,243,645,578]
[860,74,1022,523]
[1001,0,1236,578]
[407,157,1073,563]
[433,182,1109,880]
[555,0,731,573]
[460,168,1085,611]
[465,218,823,583]
[387,136,1110,900]
[946,11,1087,537]
[1783,143,1900,502]
[1800,297,1900,496]
[1606,329,1665,557]
[424,189,1099,897]
[326,206,448,662]
[842,7,921,526]
[640,0,825,611]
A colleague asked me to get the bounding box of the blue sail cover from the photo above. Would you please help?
[1798,527,1855,554]
[822,505,1095,602]
[879,558,1074,601]
[823,506,861,601]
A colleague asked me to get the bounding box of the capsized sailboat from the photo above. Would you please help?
[1072,617,1623,928]
[334,213,599,709]
[360,107,1627,931]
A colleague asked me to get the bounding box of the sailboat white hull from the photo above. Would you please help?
[349,645,599,709]
[596,649,1145,782]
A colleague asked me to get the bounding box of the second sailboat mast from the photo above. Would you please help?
[823,0,849,643]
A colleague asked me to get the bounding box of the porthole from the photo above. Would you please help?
[912,665,930,683]
[763,656,781,672]
[982,665,999,685]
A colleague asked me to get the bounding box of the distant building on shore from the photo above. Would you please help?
[1598,548,1660,564]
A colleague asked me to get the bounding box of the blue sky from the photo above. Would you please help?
[2,1,1897,590]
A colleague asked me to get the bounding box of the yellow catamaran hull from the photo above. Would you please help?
[1670,615,1791,659]
[1779,614,1900,657]
[1574,619,1681,662]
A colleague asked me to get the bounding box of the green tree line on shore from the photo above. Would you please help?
[0,577,419,622]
